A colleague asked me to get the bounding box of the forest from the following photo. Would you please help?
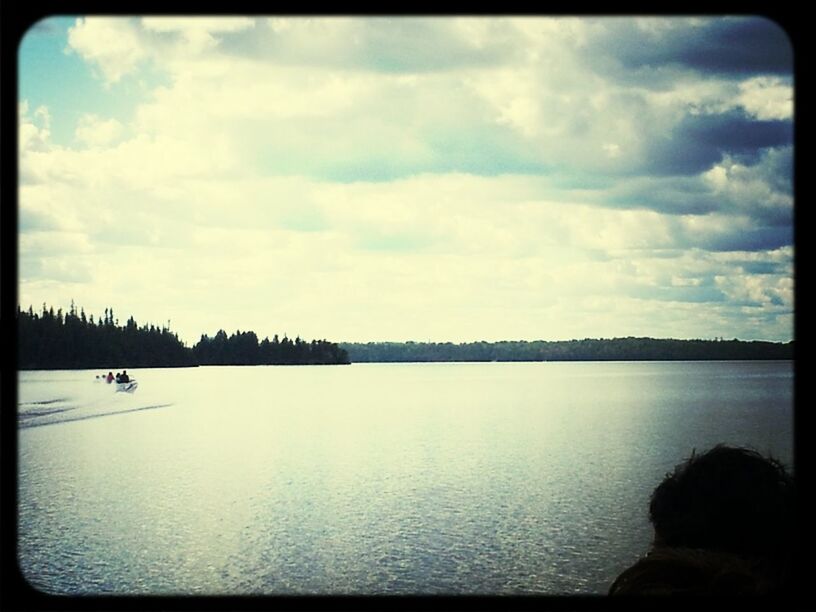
[16,303,350,370]
[17,303,793,370]
[340,337,794,363]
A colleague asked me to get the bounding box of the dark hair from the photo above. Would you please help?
[649,445,794,561]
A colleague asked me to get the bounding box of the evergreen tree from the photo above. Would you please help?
[339,337,793,363]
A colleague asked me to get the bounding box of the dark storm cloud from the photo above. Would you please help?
[644,110,792,175]
[587,17,792,78]
[603,176,721,214]
[672,18,793,76]
[681,224,793,253]
[593,145,792,227]
[678,110,792,154]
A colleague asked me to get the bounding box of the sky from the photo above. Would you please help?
[17,16,794,346]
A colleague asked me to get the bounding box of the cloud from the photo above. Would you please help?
[669,18,792,76]
[62,17,793,184]
[586,146,793,235]
[18,16,795,343]
[715,273,793,308]
[19,231,93,255]
[576,246,794,314]
[753,146,793,195]
[736,76,793,120]
[701,150,793,227]
[141,16,255,34]
[462,36,655,176]
[642,110,792,176]
[140,16,255,54]
[672,217,792,253]
[125,54,548,182]
[66,17,148,84]
[19,182,86,233]
[19,257,95,285]
[214,17,521,73]
[74,114,124,147]
[19,101,50,153]
[676,109,792,155]
[582,17,792,78]
[18,230,96,288]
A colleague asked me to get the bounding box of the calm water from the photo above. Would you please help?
[17,361,793,596]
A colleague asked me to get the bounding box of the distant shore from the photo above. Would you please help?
[340,337,793,363]
[17,305,792,369]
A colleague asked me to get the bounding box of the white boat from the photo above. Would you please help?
[115,380,138,393]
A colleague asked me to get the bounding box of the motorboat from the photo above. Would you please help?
[115,380,138,393]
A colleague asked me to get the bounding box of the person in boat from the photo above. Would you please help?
[106,371,115,383]
[119,370,130,383]
[608,445,795,596]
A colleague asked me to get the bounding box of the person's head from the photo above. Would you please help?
[649,445,794,562]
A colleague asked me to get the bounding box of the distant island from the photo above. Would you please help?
[16,303,792,370]
[340,338,793,363]
[16,304,350,370]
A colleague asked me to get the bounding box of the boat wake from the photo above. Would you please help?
[18,404,78,420]
[21,398,71,405]
[17,372,180,429]
[19,403,174,429]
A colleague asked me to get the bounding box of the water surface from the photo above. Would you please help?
[17,361,793,595]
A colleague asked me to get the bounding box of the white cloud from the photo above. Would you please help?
[67,17,148,84]
[702,154,792,222]
[136,62,373,126]
[737,76,793,121]
[19,101,51,153]
[141,16,255,53]
[462,55,668,175]
[714,273,792,307]
[640,74,793,123]
[141,16,255,34]
[74,114,124,147]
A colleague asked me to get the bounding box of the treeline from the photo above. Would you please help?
[16,303,792,369]
[17,303,195,369]
[193,330,350,366]
[340,337,794,363]
[16,303,350,370]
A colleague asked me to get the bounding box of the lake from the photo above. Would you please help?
[16,361,794,596]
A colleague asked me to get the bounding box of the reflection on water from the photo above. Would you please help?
[17,361,793,595]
